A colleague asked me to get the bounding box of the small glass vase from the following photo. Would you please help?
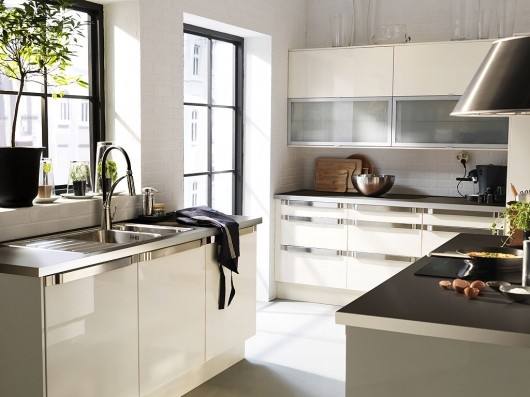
[95,141,114,193]
[38,158,54,199]
[67,161,92,197]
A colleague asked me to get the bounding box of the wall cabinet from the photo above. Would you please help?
[288,46,394,98]
[393,41,492,96]
[138,241,206,397]
[45,259,139,397]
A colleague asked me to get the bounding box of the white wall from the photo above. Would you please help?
[507,117,530,200]
[306,0,530,48]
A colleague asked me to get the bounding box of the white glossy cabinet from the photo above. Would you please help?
[205,230,257,361]
[289,46,394,98]
[45,258,139,397]
[346,254,410,292]
[393,40,492,96]
[138,241,206,397]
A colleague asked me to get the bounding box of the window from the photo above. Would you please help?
[183,25,243,215]
[0,1,105,188]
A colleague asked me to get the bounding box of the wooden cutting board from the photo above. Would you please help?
[315,158,363,193]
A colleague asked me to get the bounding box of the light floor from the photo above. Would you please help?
[185,300,346,397]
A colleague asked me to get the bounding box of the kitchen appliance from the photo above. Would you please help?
[351,174,395,197]
[461,164,507,203]
[142,187,159,216]
[314,158,363,193]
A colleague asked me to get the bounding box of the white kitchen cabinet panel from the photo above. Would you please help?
[205,230,257,361]
[139,242,206,397]
[421,230,460,256]
[276,247,348,289]
[393,40,492,96]
[423,213,494,230]
[349,205,422,225]
[289,46,394,98]
[45,259,139,397]
[349,224,422,258]
[281,219,348,251]
[280,200,347,220]
[347,254,410,292]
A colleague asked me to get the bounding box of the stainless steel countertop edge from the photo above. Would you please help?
[0,216,262,278]
[274,193,504,212]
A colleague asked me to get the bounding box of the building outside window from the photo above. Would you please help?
[183,25,243,215]
[0,1,105,188]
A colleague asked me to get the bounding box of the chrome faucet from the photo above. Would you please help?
[101,146,136,231]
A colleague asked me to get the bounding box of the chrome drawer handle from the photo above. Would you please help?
[281,215,350,225]
[281,245,349,257]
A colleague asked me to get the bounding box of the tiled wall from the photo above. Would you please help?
[0,196,141,243]
[289,148,508,197]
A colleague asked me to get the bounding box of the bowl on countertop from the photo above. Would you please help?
[351,174,395,197]
[499,285,530,303]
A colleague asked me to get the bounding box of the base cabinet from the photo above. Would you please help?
[205,231,257,361]
[45,259,139,397]
[139,242,206,397]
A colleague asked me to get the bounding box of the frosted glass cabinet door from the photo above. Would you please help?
[45,260,139,397]
[393,97,508,148]
[289,99,392,146]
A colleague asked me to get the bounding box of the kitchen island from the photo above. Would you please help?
[336,234,530,397]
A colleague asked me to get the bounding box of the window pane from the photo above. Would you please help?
[212,40,235,106]
[184,175,208,208]
[0,94,43,147]
[212,173,233,214]
[184,34,209,104]
[49,11,90,96]
[212,108,234,172]
[184,106,208,174]
[48,98,91,185]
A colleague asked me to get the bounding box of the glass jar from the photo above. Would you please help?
[38,158,54,199]
[95,141,114,193]
[67,161,92,196]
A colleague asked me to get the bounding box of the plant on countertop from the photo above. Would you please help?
[492,202,530,244]
[69,163,89,182]
[96,159,118,183]
[0,0,88,147]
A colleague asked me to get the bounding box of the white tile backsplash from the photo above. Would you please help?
[291,147,507,197]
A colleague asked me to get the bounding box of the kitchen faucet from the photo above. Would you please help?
[100,146,136,231]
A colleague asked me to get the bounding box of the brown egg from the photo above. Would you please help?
[464,287,480,299]
[452,279,470,294]
[470,280,486,291]
[439,280,452,290]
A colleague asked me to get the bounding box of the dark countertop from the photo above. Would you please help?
[336,234,530,347]
[275,190,504,212]
[0,215,262,278]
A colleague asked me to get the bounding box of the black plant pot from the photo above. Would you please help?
[0,147,43,208]
[73,180,87,196]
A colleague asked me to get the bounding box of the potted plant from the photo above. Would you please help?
[37,158,53,199]
[0,0,87,207]
[96,159,118,194]
[69,162,90,196]
[493,202,530,247]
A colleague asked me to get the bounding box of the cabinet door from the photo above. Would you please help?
[205,231,256,361]
[346,254,410,292]
[139,242,206,397]
[393,97,508,148]
[349,224,422,258]
[280,217,348,251]
[45,259,139,397]
[393,41,492,96]
[289,98,392,146]
[289,47,394,98]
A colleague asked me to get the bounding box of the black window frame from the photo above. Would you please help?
[0,0,105,191]
[183,24,244,215]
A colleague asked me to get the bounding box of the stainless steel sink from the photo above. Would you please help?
[68,229,162,244]
[113,223,193,235]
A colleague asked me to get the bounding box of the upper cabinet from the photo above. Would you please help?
[393,41,492,96]
[288,46,394,98]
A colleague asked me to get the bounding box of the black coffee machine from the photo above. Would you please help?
[466,165,507,204]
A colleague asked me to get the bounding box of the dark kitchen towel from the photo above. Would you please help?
[173,206,240,310]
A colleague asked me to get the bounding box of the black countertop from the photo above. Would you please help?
[275,190,504,212]
[336,234,530,347]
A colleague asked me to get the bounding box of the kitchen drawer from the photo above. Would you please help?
[346,254,410,292]
[276,246,347,289]
[349,205,422,225]
[349,224,422,257]
[421,230,460,256]
[281,219,348,250]
[423,212,494,230]
[280,200,347,220]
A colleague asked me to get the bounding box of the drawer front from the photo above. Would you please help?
[349,225,422,257]
[280,201,347,220]
[346,255,410,292]
[281,220,348,250]
[423,213,494,230]
[349,205,422,225]
[421,230,460,256]
[277,247,347,289]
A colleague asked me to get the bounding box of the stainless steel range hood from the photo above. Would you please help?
[452,35,530,116]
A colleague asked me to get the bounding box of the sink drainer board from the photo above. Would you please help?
[7,237,116,253]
